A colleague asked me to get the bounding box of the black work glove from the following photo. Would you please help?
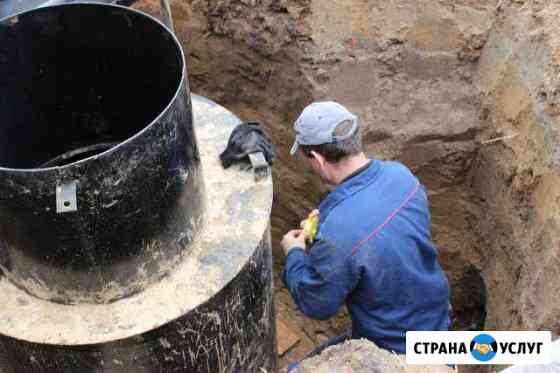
[220,121,275,169]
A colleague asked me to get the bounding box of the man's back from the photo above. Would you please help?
[283,159,450,354]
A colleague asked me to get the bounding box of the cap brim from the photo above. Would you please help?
[290,141,299,156]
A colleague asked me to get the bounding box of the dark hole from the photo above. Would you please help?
[0,4,183,169]
[450,266,487,331]
[63,201,71,207]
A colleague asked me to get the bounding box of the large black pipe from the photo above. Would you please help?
[0,3,205,304]
[0,4,276,372]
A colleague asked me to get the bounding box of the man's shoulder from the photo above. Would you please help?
[378,160,416,181]
[317,160,423,249]
[326,160,417,213]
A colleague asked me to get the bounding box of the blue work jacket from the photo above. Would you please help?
[283,160,450,354]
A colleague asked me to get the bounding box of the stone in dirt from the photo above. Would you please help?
[293,339,452,373]
[276,318,302,356]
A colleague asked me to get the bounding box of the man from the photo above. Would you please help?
[281,101,450,363]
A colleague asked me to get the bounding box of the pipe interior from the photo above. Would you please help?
[0,4,183,169]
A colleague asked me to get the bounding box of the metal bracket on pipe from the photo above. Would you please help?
[248,152,269,182]
[56,180,78,213]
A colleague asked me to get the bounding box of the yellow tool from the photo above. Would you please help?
[301,215,319,244]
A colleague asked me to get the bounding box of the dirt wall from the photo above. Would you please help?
[471,0,560,334]
[131,0,559,370]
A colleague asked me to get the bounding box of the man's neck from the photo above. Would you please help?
[332,153,371,185]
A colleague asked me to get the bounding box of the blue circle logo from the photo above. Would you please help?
[470,334,498,362]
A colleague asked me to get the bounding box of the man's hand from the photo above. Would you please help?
[281,229,306,256]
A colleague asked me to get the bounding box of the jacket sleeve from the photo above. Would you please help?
[282,237,359,320]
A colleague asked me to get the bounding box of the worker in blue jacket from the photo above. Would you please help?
[281,101,450,369]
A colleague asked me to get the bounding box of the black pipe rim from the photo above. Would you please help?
[0,2,187,173]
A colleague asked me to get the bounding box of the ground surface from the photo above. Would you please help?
[294,339,452,373]
[132,1,560,371]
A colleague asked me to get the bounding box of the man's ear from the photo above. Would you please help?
[310,151,326,168]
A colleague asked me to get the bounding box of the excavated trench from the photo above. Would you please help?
[132,1,560,371]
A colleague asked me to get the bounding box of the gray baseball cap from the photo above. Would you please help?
[290,101,359,156]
